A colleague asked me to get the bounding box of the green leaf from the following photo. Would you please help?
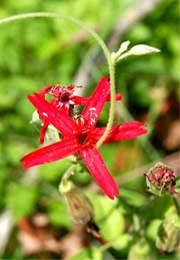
[146,219,162,241]
[6,185,38,219]
[87,193,125,240]
[69,247,102,260]
[119,188,149,207]
[139,194,175,220]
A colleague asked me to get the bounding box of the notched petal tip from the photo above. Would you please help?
[106,186,119,200]
[21,163,29,170]
[27,93,38,104]
[20,157,29,169]
[109,183,120,200]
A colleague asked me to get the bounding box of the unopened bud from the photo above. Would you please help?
[128,44,160,56]
[145,162,178,196]
[31,110,60,143]
[111,41,130,62]
[64,186,94,224]
[31,110,41,124]
[128,238,154,260]
[118,41,131,53]
[156,214,180,253]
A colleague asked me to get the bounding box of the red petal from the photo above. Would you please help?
[39,118,50,145]
[93,121,147,143]
[38,85,54,98]
[82,76,110,125]
[72,96,89,105]
[80,147,119,199]
[20,138,79,169]
[73,93,122,105]
[28,93,77,135]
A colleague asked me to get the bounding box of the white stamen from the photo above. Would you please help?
[42,112,48,117]
[89,107,96,111]
[89,108,97,126]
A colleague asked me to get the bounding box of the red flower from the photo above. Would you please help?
[21,76,147,199]
[37,80,122,144]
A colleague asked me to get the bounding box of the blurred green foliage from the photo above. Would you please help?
[47,199,73,228]
[6,184,38,219]
[0,0,179,259]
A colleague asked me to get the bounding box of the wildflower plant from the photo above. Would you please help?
[1,11,179,259]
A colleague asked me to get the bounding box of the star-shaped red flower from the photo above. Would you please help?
[37,80,122,144]
[21,76,147,199]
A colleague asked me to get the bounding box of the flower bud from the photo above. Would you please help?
[112,41,131,62]
[128,238,154,260]
[64,186,94,224]
[145,162,178,196]
[128,44,160,56]
[31,110,41,124]
[156,214,180,253]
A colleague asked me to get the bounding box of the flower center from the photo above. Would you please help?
[59,92,70,103]
[77,132,89,145]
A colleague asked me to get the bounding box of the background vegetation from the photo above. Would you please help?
[0,0,179,259]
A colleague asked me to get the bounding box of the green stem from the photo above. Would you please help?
[99,240,114,252]
[0,12,116,148]
[59,164,76,194]
[96,61,116,148]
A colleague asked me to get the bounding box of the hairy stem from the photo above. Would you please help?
[96,61,116,148]
[59,164,76,194]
